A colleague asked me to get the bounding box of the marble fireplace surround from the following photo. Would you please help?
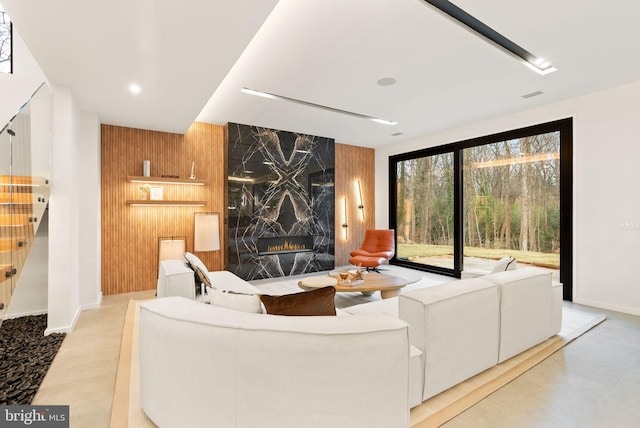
[227,123,335,280]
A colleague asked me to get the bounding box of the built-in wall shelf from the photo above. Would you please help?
[127,176,206,185]
[126,200,207,207]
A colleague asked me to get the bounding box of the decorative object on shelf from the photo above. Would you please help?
[143,160,150,177]
[139,184,150,200]
[157,236,186,277]
[194,212,221,252]
[189,161,196,180]
[355,180,365,221]
[342,197,348,241]
[149,186,163,200]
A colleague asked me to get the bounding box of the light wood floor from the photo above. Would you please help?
[33,292,640,428]
[32,290,155,428]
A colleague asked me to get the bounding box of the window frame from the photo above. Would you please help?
[389,118,573,300]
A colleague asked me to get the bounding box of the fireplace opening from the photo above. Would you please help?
[258,236,314,256]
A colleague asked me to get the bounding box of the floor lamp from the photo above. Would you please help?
[194,212,221,252]
[157,236,186,278]
[194,213,221,296]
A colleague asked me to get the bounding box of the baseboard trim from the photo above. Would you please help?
[80,292,103,311]
[2,309,48,320]
[573,297,640,317]
[44,306,81,335]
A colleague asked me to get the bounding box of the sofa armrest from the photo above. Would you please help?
[157,259,195,300]
[551,281,563,336]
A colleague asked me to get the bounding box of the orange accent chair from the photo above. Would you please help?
[349,229,395,272]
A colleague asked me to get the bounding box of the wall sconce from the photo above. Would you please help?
[354,180,365,221]
[158,236,186,277]
[341,197,348,241]
[194,212,221,252]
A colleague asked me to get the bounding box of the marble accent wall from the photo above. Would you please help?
[227,123,335,280]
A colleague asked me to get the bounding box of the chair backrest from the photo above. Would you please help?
[360,229,395,254]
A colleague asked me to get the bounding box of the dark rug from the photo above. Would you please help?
[0,315,65,404]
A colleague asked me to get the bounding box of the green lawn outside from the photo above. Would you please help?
[397,244,560,269]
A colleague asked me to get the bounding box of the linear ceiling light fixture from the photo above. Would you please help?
[422,0,557,75]
[241,87,398,125]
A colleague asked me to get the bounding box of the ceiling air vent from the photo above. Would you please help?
[391,132,404,137]
[522,90,544,99]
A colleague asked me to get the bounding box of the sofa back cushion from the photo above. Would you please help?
[400,278,500,400]
[208,288,263,313]
[482,267,554,362]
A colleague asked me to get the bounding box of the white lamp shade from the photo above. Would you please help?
[157,237,186,279]
[194,213,221,251]
[158,239,186,262]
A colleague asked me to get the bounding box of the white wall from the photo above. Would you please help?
[376,79,640,316]
[46,85,81,334]
[2,26,101,332]
[77,110,101,309]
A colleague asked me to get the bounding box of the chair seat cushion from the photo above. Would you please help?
[349,255,387,268]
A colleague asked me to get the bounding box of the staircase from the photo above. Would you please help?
[0,175,49,316]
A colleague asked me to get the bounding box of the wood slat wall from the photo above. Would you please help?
[334,143,376,266]
[101,123,225,295]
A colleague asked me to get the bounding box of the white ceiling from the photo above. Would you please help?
[5,0,640,147]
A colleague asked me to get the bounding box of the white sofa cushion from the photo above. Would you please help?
[207,287,263,313]
[207,270,261,295]
[482,267,554,362]
[491,256,518,273]
[342,297,422,408]
[342,296,399,318]
[184,252,209,273]
[400,278,500,400]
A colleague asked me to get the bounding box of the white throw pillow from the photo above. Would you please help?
[184,252,208,274]
[207,287,263,314]
[491,257,517,273]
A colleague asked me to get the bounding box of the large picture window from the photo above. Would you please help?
[389,118,573,300]
[0,4,11,74]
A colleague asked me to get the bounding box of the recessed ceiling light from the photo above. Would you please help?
[422,0,556,75]
[377,77,396,86]
[241,87,398,126]
[129,83,141,94]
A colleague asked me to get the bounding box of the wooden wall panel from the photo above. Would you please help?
[334,143,376,266]
[101,123,225,295]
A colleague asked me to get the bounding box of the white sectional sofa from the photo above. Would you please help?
[144,261,562,427]
[140,297,411,428]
